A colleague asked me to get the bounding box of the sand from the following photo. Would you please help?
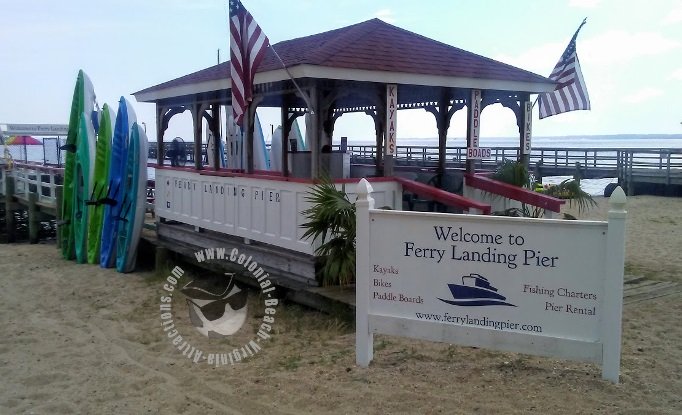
[0,195,680,414]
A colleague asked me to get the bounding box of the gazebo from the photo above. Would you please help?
[134,19,559,285]
[135,18,554,177]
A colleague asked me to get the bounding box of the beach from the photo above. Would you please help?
[0,195,680,414]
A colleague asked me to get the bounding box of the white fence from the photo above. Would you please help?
[7,162,62,206]
[155,168,403,255]
[355,178,627,383]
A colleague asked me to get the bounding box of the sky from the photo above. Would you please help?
[1,0,681,144]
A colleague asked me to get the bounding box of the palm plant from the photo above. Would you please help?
[301,177,356,286]
[492,159,530,188]
[491,159,596,217]
[539,178,597,214]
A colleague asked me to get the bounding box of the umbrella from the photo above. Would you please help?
[4,135,42,145]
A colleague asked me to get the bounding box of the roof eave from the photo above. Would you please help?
[134,64,556,103]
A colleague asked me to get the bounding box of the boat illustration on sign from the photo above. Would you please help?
[438,273,516,307]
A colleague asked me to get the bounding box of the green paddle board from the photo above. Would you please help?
[86,103,115,264]
[73,111,96,263]
[60,70,96,260]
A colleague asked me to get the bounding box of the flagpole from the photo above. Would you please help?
[269,45,316,115]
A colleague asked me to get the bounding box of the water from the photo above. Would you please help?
[8,134,682,196]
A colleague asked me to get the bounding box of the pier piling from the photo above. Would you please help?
[4,177,16,242]
[55,186,63,248]
[28,192,39,244]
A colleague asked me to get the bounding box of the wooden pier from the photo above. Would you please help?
[344,145,682,196]
[1,162,63,243]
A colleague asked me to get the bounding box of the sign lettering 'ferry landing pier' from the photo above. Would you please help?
[355,179,627,383]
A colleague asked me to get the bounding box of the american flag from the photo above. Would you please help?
[230,0,269,127]
[538,19,590,119]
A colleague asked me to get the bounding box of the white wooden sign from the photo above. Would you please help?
[467,147,491,160]
[386,84,397,157]
[522,100,532,154]
[355,179,626,383]
[468,89,481,148]
[1,123,68,136]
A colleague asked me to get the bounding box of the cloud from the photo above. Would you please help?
[581,30,680,65]
[495,30,679,74]
[374,9,396,24]
[622,88,663,104]
[670,67,682,80]
[662,2,682,25]
[569,0,601,8]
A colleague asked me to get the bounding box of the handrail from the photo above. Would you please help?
[394,176,491,214]
[464,174,565,213]
[12,161,64,175]
[9,162,63,205]
[344,145,682,170]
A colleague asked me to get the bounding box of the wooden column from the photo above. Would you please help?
[308,84,319,178]
[191,104,204,170]
[156,104,165,165]
[518,93,532,170]
[383,84,396,177]
[245,104,254,174]
[280,97,291,177]
[425,90,463,177]
[465,89,482,174]
[210,104,221,170]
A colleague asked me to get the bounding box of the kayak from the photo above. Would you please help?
[115,122,148,273]
[60,70,96,260]
[100,97,136,268]
[73,111,96,263]
[86,103,115,264]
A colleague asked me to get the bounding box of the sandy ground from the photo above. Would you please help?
[0,195,680,414]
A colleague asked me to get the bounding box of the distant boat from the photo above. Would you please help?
[439,273,516,307]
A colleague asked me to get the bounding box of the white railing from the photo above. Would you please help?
[154,167,403,256]
[10,162,63,206]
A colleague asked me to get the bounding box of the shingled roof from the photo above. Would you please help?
[135,18,554,101]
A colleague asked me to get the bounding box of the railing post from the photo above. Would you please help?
[355,178,374,367]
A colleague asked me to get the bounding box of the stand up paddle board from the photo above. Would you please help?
[60,70,96,260]
[86,103,115,264]
[116,123,148,273]
[100,97,136,268]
